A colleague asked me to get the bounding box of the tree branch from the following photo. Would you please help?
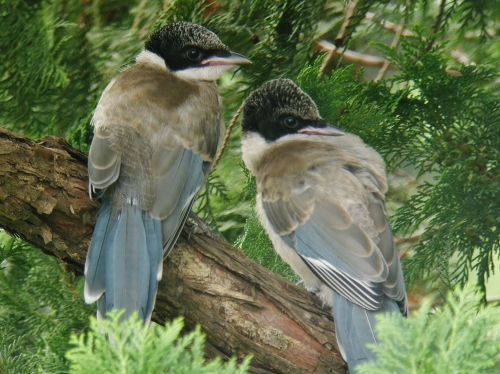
[0,127,346,374]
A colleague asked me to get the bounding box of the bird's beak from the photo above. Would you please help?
[202,52,252,66]
[298,124,345,136]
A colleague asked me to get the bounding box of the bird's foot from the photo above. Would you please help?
[297,280,322,297]
[188,212,213,242]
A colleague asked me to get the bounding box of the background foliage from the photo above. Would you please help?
[1,0,500,371]
[67,311,250,374]
[358,284,500,373]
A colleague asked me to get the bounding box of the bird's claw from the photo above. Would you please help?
[296,280,322,297]
[187,212,213,242]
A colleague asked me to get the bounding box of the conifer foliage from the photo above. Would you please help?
[1,0,500,372]
[357,284,500,373]
[67,312,251,374]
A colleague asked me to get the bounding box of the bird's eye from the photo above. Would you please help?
[186,48,202,62]
[283,116,298,128]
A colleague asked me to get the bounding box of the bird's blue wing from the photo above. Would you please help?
[294,202,388,310]
[331,289,402,370]
[261,188,406,313]
[148,142,211,259]
[85,131,213,323]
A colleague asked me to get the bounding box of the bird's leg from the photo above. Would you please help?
[296,279,323,298]
[187,212,213,241]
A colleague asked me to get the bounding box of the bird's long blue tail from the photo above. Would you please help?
[331,290,401,373]
[84,200,163,324]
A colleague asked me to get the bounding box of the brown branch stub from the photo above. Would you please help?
[395,233,421,246]
[0,127,347,374]
[316,40,387,67]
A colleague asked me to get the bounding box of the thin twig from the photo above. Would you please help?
[395,233,421,246]
[426,0,447,52]
[392,168,418,186]
[320,0,358,72]
[212,100,245,168]
[317,40,387,66]
[396,233,422,259]
[376,17,406,81]
[61,262,83,300]
[365,12,415,37]
[316,40,466,77]
[132,0,149,29]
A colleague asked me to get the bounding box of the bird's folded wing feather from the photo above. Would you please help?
[88,128,121,200]
[366,195,406,304]
[149,143,213,259]
[261,170,406,311]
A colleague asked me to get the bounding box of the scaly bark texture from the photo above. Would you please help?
[0,127,346,374]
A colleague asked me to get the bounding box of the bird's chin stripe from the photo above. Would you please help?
[174,65,232,81]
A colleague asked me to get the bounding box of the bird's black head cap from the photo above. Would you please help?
[242,79,329,141]
[145,22,231,71]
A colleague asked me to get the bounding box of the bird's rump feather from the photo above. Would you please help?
[105,206,152,321]
[84,201,163,323]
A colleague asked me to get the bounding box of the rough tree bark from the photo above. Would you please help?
[0,127,347,374]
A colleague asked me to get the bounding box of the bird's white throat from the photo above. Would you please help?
[136,50,168,71]
[174,65,233,81]
[241,132,271,174]
[136,49,234,81]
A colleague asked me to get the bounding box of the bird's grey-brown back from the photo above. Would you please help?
[240,79,407,372]
[85,22,250,324]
